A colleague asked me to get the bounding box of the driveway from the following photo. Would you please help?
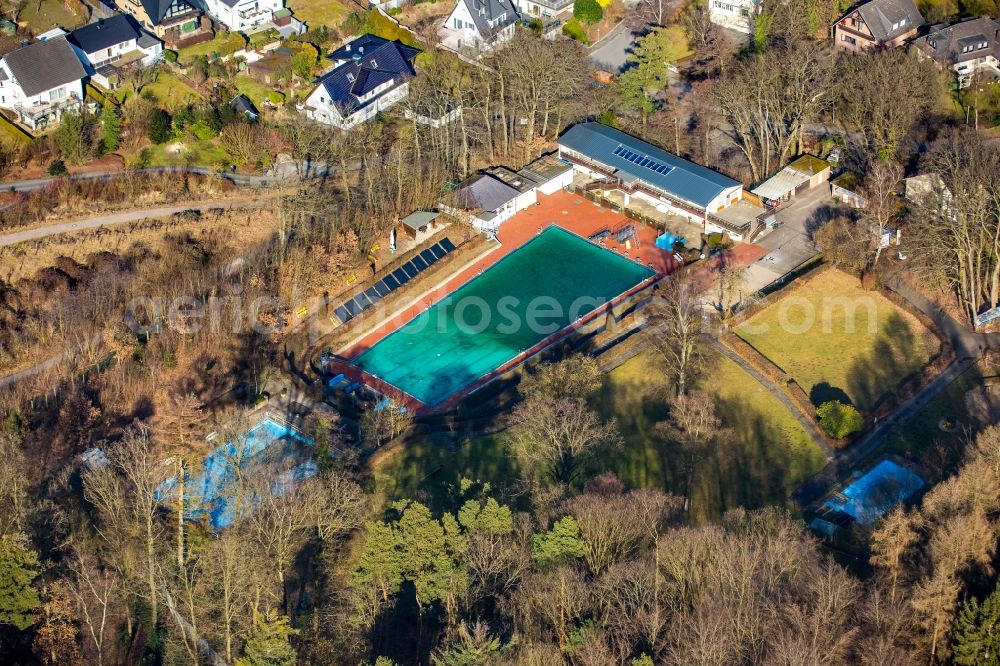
[742,184,831,293]
[588,21,636,73]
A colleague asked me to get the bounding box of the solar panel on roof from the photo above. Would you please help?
[373,281,390,297]
[355,292,373,309]
[364,287,380,303]
[401,262,418,278]
[411,255,428,271]
[344,299,362,317]
[440,237,456,252]
[392,268,410,284]
[382,274,401,291]
[334,306,352,323]
[420,249,438,265]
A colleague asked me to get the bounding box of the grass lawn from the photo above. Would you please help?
[142,139,230,168]
[288,0,353,29]
[136,73,204,111]
[370,433,519,515]
[736,269,938,412]
[176,32,246,64]
[878,367,985,483]
[370,349,825,522]
[235,76,278,108]
[17,0,86,33]
[592,351,825,523]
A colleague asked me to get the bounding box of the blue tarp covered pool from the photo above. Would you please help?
[825,459,925,525]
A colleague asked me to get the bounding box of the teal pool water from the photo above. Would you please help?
[353,226,655,405]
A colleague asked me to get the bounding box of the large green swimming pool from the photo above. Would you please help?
[352,226,655,405]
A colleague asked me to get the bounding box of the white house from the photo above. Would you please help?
[439,0,519,56]
[513,0,571,19]
[708,0,760,34]
[203,0,284,32]
[69,15,163,71]
[913,16,1000,88]
[0,36,87,131]
[303,35,421,130]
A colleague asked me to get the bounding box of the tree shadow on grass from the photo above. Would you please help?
[847,311,924,412]
[810,382,852,408]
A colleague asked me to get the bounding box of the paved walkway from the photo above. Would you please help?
[0,197,274,248]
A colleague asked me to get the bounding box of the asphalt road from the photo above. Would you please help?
[588,20,636,73]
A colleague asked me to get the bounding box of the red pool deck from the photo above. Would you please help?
[337,190,681,360]
[329,191,766,413]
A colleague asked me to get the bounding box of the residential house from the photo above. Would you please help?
[121,0,212,47]
[750,155,832,207]
[303,35,420,130]
[833,0,923,52]
[912,16,1000,88]
[0,36,87,130]
[831,171,865,208]
[68,15,163,88]
[557,122,751,237]
[202,0,284,32]
[709,0,761,35]
[514,0,571,19]
[439,0,519,56]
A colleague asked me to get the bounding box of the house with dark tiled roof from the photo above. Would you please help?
[120,0,212,46]
[69,15,163,73]
[833,0,923,52]
[302,35,420,130]
[0,35,87,130]
[439,0,519,57]
[913,16,1000,88]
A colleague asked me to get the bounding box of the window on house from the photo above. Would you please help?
[347,73,355,81]
[454,18,462,28]
[850,18,860,28]
[370,59,377,68]
[842,34,856,45]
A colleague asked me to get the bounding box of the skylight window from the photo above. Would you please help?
[613,145,673,177]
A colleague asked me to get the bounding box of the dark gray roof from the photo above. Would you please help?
[2,36,87,98]
[848,0,923,42]
[558,122,741,209]
[70,15,142,54]
[462,0,518,37]
[140,0,202,25]
[316,35,420,116]
[136,30,162,49]
[230,94,258,116]
[457,173,520,212]
[914,16,1000,66]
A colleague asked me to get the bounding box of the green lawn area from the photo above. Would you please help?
[878,368,984,483]
[371,349,825,522]
[287,0,353,29]
[176,32,247,64]
[592,352,825,523]
[736,269,938,412]
[235,76,278,108]
[370,433,519,515]
[141,139,230,168]
[135,73,204,111]
[17,0,86,33]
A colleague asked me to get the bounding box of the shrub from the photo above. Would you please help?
[528,18,543,34]
[267,91,285,106]
[562,17,588,42]
[189,120,216,141]
[47,160,67,176]
[147,109,172,144]
[817,401,863,439]
[163,49,178,63]
[573,0,603,25]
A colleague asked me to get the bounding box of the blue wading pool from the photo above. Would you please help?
[157,417,316,531]
[824,459,925,525]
